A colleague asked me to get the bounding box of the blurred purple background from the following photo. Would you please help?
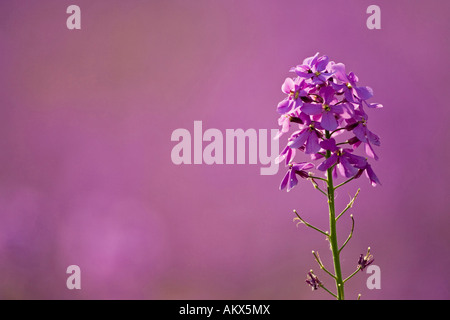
[0,0,449,299]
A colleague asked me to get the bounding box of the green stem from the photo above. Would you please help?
[334,176,355,190]
[320,284,338,299]
[325,130,345,300]
[344,266,362,283]
[293,210,329,237]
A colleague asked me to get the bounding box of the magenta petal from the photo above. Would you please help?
[352,123,367,142]
[286,148,295,165]
[301,103,323,115]
[319,138,337,151]
[366,164,381,186]
[348,72,359,84]
[367,129,381,146]
[345,152,367,167]
[317,153,338,171]
[281,77,294,94]
[299,162,314,171]
[367,102,383,109]
[315,55,329,71]
[292,162,314,172]
[340,102,355,119]
[304,52,319,66]
[332,166,338,179]
[344,88,356,103]
[355,86,373,100]
[330,104,344,114]
[339,157,358,178]
[277,99,292,114]
[288,129,309,149]
[279,170,290,190]
[287,169,298,192]
[365,141,379,160]
[305,131,320,154]
[275,145,289,164]
[320,111,338,131]
[331,63,348,82]
[320,86,335,105]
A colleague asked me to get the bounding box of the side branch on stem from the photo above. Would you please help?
[339,214,355,253]
[312,251,336,280]
[336,188,360,221]
[293,210,329,237]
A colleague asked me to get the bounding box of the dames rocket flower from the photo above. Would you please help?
[273,53,383,300]
[275,52,383,190]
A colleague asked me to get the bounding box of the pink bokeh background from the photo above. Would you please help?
[0,0,449,299]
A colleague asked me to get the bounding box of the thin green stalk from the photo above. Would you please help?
[339,214,355,253]
[325,130,345,300]
[336,189,360,221]
[344,266,362,283]
[310,178,328,197]
[312,251,336,280]
[320,284,338,299]
[293,210,329,237]
[334,176,355,190]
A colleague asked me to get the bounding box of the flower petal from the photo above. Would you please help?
[317,153,338,171]
[288,128,309,149]
[338,157,358,178]
[366,102,383,109]
[330,104,344,114]
[355,86,373,100]
[315,55,329,71]
[367,129,381,146]
[344,152,367,167]
[319,86,335,105]
[293,162,314,171]
[320,111,338,131]
[365,141,379,160]
[275,145,289,164]
[279,170,290,190]
[281,77,294,94]
[340,102,355,119]
[305,130,321,154]
[331,63,348,83]
[366,164,381,186]
[301,103,323,115]
[277,98,293,114]
[287,169,298,192]
[352,123,367,142]
[319,138,337,151]
[344,88,356,103]
[303,52,319,66]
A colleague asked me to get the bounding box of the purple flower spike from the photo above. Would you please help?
[274,54,383,299]
[276,52,383,187]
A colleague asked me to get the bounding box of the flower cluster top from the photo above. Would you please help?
[275,53,383,192]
